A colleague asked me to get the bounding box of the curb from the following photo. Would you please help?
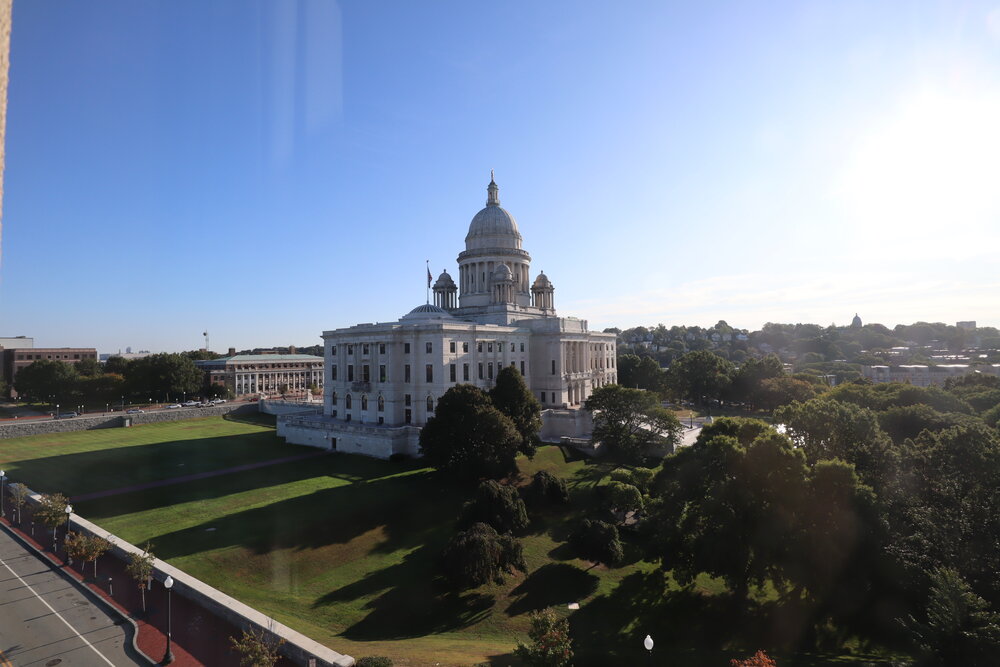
[0,517,157,666]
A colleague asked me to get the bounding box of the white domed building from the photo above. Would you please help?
[278,175,617,458]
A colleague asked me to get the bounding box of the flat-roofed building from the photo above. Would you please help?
[196,353,324,397]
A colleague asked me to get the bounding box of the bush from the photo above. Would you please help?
[458,480,529,534]
[441,522,526,588]
[605,481,643,513]
[569,519,623,567]
[356,658,393,667]
[527,470,568,506]
[514,608,573,666]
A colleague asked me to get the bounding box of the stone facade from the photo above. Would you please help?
[279,176,615,459]
[196,353,324,397]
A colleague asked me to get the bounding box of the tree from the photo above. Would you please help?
[526,470,568,506]
[64,531,87,567]
[604,481,643,513]
[419,385,521,482]
[665,350,735,404]
[617,354,664,392]
[229,627,286,667]
[754,376,819,411]
[489,366,542,457]
[278,383,289,397]
[441,522,526,588]
[569,519,623,567]
[585,385,681,462]
[906,567,1000,666]
[126,353,202,400]
[458,480,529,534]
[729,354,784,406]
[75,357,103,377]
[514,608,574,667]
[103,355,131,377]
[34,493,69,549]
[84,534,113,578]
[8,482,29,523]
[730,650,777,667]
[14,360,80,403]
[126,544,155,612]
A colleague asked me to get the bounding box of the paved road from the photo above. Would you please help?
[0,527,141,666]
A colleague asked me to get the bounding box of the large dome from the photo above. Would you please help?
[400,303,455,321]
[465,176,523,251]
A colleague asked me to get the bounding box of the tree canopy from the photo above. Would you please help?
[585,385,681,462]
[490,366,542,457]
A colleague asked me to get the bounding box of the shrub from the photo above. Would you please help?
[356,658,393,667]
[442,522,526,588]
[458,480,529,534]
[527,470,569,506]
[569,519,623,567]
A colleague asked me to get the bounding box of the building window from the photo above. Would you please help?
[520,343,524,352]
[405,394,411,406]
[488,362,494,380]
[363,344,370,355]
[405,409,412,424]
[450,341,456,353]
[348,345,354,355]
[478,363,484,380]
[348,365,354,381]
[540,392,545,403]
[488,342,493,352]
[346,394,352,409]
[332,409,338,418]
[551,360,556,375]
[379,364,386,382]
[332,365,338,381]
[477,342,483,352]
[463,342,469,353]
[450,364,456,382]
[426,342,433,354]
[510,343,515,352]
[377,395,384,411]
[379,343,385,354]
[345,414,351,422]
[362,365,370,382]
[378,416,384,425]
[405,365,411,383]
[331,345,337,355]
[404,343,411,354]
[361,395,368,410]
[74,354,80,359]
[551,392,555,404]
[463,363,469,381]
[426,364,433,382]
[331,391,338,406]
[520,361,525,375]
[426,395,434,412]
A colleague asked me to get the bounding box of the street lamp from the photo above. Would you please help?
[162,575,175,664]
[643,635,654,663]
[0,469,6,518]
[56,403,60,419]
[65,504,73,534]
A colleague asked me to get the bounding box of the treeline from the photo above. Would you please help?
[639,374,1000,662]
[14,353,230,406]
[611,320,1000,373]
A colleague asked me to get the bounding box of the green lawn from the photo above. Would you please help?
[0,416,906,666]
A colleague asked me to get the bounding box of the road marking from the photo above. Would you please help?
[0,555,116,666]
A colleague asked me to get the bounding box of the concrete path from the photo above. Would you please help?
[0,526,141,666]
[72,451,327,502]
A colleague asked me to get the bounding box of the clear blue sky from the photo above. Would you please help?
[3,1,999,353]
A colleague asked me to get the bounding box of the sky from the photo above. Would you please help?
[2,1,1000,353]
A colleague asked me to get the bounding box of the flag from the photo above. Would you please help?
[427,264,432,288]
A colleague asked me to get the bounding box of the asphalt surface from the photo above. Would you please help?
[0,527,141,666]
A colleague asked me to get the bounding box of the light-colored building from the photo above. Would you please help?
[279,175,617,459]
[197,353,324,397]
[862,363,1000,387]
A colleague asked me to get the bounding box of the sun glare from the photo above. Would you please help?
[836,89,1000,257]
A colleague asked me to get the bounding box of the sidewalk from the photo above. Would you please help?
[1,510,295,666]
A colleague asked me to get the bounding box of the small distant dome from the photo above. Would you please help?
[532,271,553,288]
[494,263,513,281]
[433,270,456,289]
[401,303,455,321]
[851,313,862,328]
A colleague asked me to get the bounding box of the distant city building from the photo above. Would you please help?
[957,321,977,330]
[279,175,616,459]
[862,363,1000,387]
[196,353,324,397]
[851,313,862,328]
[0,335,33,349]
[3,347,98,395]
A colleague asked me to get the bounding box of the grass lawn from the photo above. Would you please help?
[0,416,907,666]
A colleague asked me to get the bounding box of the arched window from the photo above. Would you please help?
[426,395,434,412]
[345,394,352,409]
[331,391,337,406]
[377,395,385,411]
[361,394,368,410]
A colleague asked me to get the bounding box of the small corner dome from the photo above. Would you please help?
[433,270,456,289]
[532,271,553,288]
[401,303,455,321]
[493,263,513,281]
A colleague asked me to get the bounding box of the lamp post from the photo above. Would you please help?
[65,504,73,534]
[162,575,175,664]
[56,403,60,419]
[0,469,6,518]
[644,634,654,665]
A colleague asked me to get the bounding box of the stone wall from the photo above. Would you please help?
[0,403,259,439]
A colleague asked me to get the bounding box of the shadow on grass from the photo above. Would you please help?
[142,463,462,560]
[223,411,277,428]
[313,546,494,641]
[505,563,599,616]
